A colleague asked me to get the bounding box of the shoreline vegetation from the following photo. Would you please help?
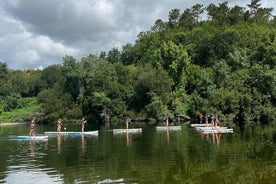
[0,0,275,125]
[0,122,22,126]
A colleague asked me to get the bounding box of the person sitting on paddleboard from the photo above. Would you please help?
[29,117,35,136]
[81,117,87,132]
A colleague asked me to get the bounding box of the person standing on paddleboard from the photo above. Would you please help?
[57,118,62,132]
[125,117,132,129]
[81,117,87,132]
[29,117,35,136]
[199,113,203,124]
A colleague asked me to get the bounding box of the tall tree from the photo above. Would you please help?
[132,64,173,112]
[207,2,230,24]
[228,5,245,25]
[151,19,167,32]
[191,4,205,23]
[120,43,136,65]
[168,9,180,28]
[62,55,80,102]
[247,0,273,23]
[0,61,10,96]
[107,47,120,63]
[156,41,190,88]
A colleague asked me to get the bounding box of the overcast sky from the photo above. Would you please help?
[0,0,275,69]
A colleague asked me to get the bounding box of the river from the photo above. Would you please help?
[0,122,275,183]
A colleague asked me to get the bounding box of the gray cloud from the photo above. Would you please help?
[0,0,275,69]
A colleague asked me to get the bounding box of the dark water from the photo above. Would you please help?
[0,122,275,184]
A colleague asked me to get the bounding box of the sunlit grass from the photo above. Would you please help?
[0,97,40,122]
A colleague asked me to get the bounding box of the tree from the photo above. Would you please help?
[41,65,63,89]
[0,61,10,96]
[207,30,236,61]
[9,71,29,96]
[107,47,120,63]
[37,88,81,123]
[179,8,194,30]
[151,19,167,32]
[168,9,180,28]
[62,55,80,102]
[247,0,262,20]
[120,43,136,65]
[207,2,230,25]
[178,4,205,29]
[228,48,250,71]
[212,59,231,88]
[247,0,273,23]
[155,41,190,88]
[132,65,173,113]
[191,4,205,23]
[145,95,168,121]
[228,5,245,25]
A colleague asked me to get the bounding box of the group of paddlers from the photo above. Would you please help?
[29,117,87,136]
[56,117,87,132]
[198,113,221,128]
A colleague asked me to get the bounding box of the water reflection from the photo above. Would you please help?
[4,169,63,184]
[126,130,130,147]
[200,132,222,146]
[0,122,275,183]
[57,134,61,154]
[124,129,142,147]
[29,140,35,159]
[82,134,86,152]
[166,128,170,143]
[215,133,222,145]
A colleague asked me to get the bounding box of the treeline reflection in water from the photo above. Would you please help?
[0,122,275,183]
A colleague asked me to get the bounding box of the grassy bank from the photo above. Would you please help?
[0,97,40,122]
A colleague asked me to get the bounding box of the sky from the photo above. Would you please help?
[0,0,275,70]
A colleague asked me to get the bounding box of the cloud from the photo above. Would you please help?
[0,8,78,69]
[0,0,275,69]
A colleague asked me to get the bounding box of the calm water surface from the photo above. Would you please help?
[0,122,275,184]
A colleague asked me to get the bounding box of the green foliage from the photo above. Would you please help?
[132,64,173,112]
[37,88,81,123]
[171,87,189,115]
[41,65,63,89]
[107,47,121,63]
[156,41,190,88]
[145,95,168,120]
[1,1,276,123]
[0,97,39,122]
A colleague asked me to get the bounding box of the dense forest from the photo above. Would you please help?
[0,0,275,126]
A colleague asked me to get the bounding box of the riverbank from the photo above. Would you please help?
[0,122,22,126]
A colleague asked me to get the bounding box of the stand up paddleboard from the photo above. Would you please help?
[156,126,181,131]
[191,123,234,133]
[113,128,142,134]
[16,135,48,140]
[68,131,98,136]
[44,131,98,136]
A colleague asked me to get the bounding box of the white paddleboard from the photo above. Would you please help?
[16,135,48,140]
